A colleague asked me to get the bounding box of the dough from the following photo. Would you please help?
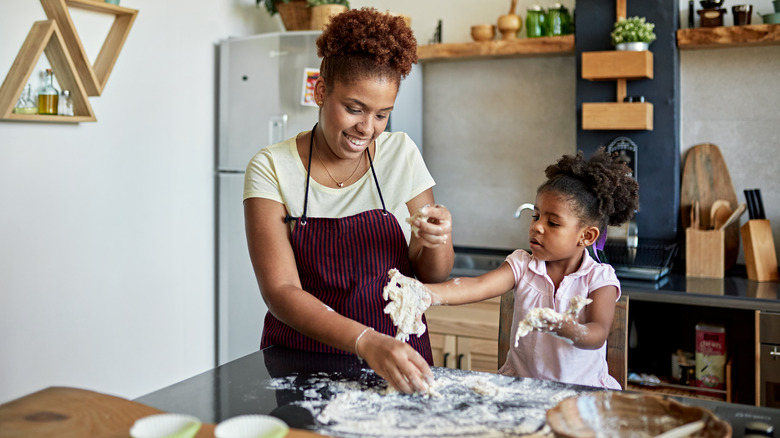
[405,209,428,238]
[382,269,430,342]
[514,296,593,347]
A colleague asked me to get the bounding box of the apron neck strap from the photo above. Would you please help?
[285,123,388,223]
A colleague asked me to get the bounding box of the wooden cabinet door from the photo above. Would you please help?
[457,336,499,373]
[429,333,457,369]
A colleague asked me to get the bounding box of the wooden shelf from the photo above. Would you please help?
[582,102,654,131]
[677,23,780,49]
[582,50,653,81]
[3,114,95,123]
[0,20,96,122]
[417,34,574,62]
[41,0,138,96]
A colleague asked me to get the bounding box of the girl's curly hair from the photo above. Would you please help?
[316,7,418,89]
[539,147,639,231]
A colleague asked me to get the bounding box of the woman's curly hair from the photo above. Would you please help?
[539,147,639,230]
[316,7,418,89]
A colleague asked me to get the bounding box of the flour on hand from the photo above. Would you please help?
[514,296,593,347]
[382,269,431,342]
[405,205,430,238]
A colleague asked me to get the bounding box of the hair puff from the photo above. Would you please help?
[316,7,417,87]
[540,147,639,230]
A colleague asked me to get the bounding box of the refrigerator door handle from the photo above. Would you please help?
[269,114,288,146]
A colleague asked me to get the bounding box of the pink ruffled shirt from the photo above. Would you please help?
[498,249,622,390]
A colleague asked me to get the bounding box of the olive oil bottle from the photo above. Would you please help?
[37,69,59,115]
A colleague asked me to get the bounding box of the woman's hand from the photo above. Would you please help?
[361,334,434,394]
[409,204,452,248]
[357,329,434,394]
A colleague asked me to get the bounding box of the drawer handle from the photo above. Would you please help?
[443,352,450,368]
[457,354,464,369]
[770,348,780,357]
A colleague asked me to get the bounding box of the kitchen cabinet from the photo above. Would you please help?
[623,275,780,407]
[426,297,501,373]
[759,311,780,408]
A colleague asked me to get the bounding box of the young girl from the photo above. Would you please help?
[393,148,638,390]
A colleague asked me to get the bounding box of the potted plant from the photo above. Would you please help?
[610,16,656,51]
[257,0,349,31]
[307,0,350,30]
[257,0,311,31]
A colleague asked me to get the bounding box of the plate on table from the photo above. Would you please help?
[546,391,732,437]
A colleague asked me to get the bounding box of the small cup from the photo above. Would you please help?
[130,414,201,438]
[732,4,753,25]
[215,415,289,438]
[470,24,496,42]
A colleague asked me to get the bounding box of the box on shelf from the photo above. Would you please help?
[695,323,726,391]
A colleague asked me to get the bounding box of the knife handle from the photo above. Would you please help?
[754,189,766,220]
[744,189,756,220]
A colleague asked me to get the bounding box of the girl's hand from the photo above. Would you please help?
[408,204,452,248]
[357,330,434,394]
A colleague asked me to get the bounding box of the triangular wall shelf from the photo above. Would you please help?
[41,0,138,96]
[0,20,96,122]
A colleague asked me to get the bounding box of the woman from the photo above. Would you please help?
[243,8,453,394]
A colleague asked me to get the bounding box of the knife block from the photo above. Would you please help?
[686,228,724,278]
[740,219,779,282]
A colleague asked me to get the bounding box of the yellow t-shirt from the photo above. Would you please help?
[243,130,435,243]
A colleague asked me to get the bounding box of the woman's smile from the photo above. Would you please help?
[344,132,370,152]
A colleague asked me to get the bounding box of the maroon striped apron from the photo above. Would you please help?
[259,125,433,364]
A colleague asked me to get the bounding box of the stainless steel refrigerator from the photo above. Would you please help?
[215,30,423,366]
[216,31,322,366]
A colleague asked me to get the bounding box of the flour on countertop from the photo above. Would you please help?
[267,367,583,438]
[514,296,593,347]
[382,269,430,342]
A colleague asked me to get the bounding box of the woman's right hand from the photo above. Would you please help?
[357,329,433,394]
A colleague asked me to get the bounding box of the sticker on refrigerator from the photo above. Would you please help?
[301,68,319,107]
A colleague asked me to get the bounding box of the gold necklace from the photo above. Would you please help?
[313,135,365,188]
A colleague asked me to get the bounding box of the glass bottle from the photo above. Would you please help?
[37,69,59,115]
[58,90,74,116]
[526,5,547,38]
[13,84,38,114]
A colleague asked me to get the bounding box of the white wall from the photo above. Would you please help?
[0,0,278,404]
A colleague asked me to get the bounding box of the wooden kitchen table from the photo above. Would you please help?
[0,386,325,438]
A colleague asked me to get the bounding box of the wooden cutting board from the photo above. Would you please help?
[0,387,325,438]
[680,143,740,269]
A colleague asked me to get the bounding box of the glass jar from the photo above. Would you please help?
[37,68,59,115]
[561,6,573,34]
[58,90,74,116]
[526,5,547,38]
[13,83,38,114]
[547,3,565,36]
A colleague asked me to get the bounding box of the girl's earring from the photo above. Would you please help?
[317,100,324,106]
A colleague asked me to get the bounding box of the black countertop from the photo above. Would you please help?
[450,246,780,311]
[619,273,780,311]
[135,347,780,437]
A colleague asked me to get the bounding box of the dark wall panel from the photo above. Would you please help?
[575,0,680,241]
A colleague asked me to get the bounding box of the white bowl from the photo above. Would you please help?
[130,414,201,438]
[215,415,289,438]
